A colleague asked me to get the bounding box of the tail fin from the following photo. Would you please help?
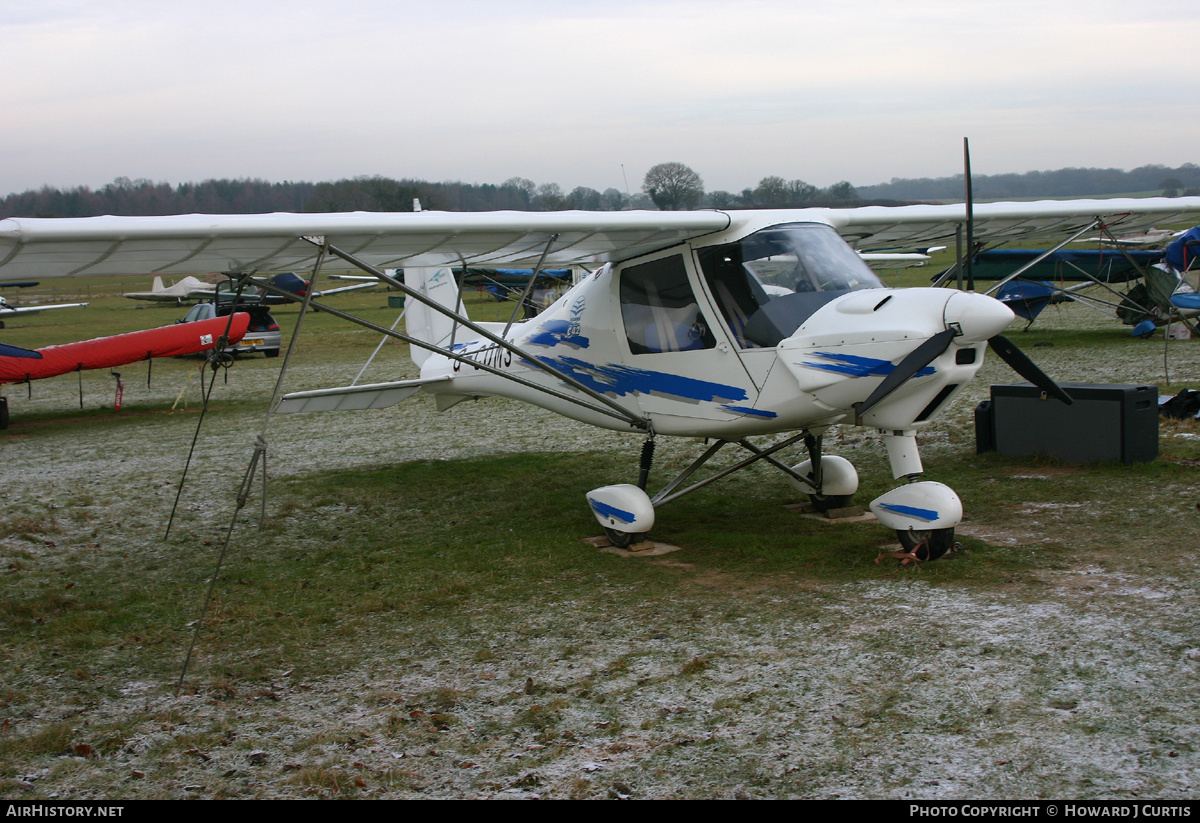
[151,276,165,293]
[404,267,465,366]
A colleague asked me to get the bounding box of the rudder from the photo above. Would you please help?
[404,267,465,366]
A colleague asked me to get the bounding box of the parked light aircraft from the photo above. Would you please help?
[3,197,1200,552]
[959,228,1200,331]
[124,275,216,304]
[126,272,379,305]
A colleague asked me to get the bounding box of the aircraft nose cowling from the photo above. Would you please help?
[943,291,1015,344]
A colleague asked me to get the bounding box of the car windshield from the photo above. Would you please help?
[214,281,266,305]
[697,223,883,347]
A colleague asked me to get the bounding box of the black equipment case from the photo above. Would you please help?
[975,383,1158,464]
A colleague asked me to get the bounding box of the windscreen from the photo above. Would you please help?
[697,223,883,347]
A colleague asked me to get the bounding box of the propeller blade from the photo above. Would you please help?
[988,334,1073,405]
[856,328,958,420]
[964,137,975,292]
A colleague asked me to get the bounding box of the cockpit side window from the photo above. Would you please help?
[620,255,715,354]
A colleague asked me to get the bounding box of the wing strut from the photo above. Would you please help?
[980,219,1104,296]
[503,233,558,337]
[306,239,648,430]
[242,266,646,429]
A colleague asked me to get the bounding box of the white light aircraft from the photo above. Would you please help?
[124,273,379,304]
[124,275,216,304]
[4,197,1200,552]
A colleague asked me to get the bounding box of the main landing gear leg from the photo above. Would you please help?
[637,436,656,491]
[594,435,658,548]
[789,433,859,513]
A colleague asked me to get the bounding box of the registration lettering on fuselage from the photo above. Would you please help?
[452,342,513,372]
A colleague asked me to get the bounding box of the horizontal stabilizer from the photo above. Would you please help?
[275,376,450,414]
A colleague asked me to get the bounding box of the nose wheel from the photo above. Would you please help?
[808,493,853,513]
[604,527,646,549]
[897,527,955,554]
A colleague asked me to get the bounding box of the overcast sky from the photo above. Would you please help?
[4,0,1199,199]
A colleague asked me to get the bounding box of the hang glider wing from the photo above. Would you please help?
[0,313,249,383]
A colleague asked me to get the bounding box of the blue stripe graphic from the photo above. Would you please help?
[720,405,777,418]
[587,498,635,524]
[880,503,939,522]
[803,351,935,378]
[532,355,749,404]
[525,319,590,349]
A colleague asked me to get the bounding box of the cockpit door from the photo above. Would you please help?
[615,249,760,428]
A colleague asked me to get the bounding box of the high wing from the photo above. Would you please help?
[0,212,731,279]
[824,198,1200,249]
[4,199,1200,280]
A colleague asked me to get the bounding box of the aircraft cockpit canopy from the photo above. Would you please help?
[697,223,883,348]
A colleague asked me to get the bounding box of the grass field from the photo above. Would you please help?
[1,274,1198,799]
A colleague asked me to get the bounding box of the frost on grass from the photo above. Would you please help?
[2,302,1199,799]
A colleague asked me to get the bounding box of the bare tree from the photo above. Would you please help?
[787,179,818,202]
[642,162,704,210]
[754,176,790,206]
[533,182,565,210]
[705,190,738,208]
[567,186,602,210]
[600,187,628,211]
[823,181,859,201]
[501,177,537,208]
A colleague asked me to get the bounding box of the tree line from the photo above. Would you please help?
[4,160,1195,219]
[856,163,1200,201]
[0,166,859,218]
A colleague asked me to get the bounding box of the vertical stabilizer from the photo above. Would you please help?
[152,276,165,292]
[405,267,464,366]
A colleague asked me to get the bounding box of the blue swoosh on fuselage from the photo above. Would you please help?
[802,351,935,378]
[532,355,749,403]
[525,319,590,349]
